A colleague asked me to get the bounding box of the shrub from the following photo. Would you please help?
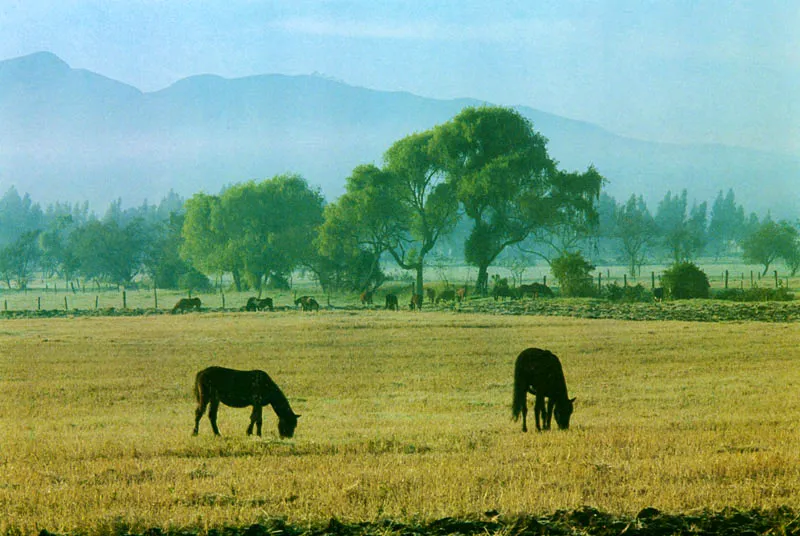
[661,262,709,299]
[714,286,794,302]
[602,283,652,302]
[551,252,596,297]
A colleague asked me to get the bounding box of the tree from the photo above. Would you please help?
[383,130,460,301]
[315,165,404,292]
[181,175,324,292]
[435,106,603,294]
[0,230,41,289]
[68,219,148,286]
[654,190,706,262]
[707,189,745,258]
[610,194,656,276]
[550,251,596,297]
[741,219,799,276]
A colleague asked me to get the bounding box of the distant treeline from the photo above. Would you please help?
[0,106,797,294]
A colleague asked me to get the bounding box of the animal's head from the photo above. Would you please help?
[278,412,300,438]
[554,397,576,430]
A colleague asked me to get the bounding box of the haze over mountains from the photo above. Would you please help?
[1,51,797,218]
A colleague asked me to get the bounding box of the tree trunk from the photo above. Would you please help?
[415,264,424,307]
[476,264,489,296]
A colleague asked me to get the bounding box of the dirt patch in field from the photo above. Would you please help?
[35,507,800,536]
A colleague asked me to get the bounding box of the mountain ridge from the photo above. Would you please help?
[0,52,796,218]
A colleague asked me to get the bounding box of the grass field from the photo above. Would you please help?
[1,311,799,535]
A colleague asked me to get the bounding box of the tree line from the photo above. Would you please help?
[0,106,797,295]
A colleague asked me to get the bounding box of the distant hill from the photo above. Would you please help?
[1,51,797,218]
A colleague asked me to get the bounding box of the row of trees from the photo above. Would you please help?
[0,105,798,293]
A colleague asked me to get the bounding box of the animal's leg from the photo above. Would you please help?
[247,405,263,436]
[544,398,554,430]
[534,394,545,431]
[208,399,221,436]
[193,399,209,435]
[521,400,528,432]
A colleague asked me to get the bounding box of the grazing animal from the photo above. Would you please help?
[653,287,664,302]
[409,293,423,310]
[385,294,399,310]
[295,296,319,311]
[245,297,273,311]
[425,288,437,304]
[511,347,576,432]
[360,290,373,305]
[193,366,300,438]
[456,287,467,302]
[436,289,456,304]
[518,283,554,299]
[172,297,201,313]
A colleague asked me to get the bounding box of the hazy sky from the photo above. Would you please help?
[2,1,798,154]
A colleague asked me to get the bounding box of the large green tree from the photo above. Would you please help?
[315,164,404,292]
[654,190,707,262]
[434,106,603,294]
[181,174,324,292]
[383,131,460,301]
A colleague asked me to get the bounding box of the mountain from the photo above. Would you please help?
[0,52,797,218]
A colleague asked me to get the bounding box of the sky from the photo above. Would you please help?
[1,0,799,154]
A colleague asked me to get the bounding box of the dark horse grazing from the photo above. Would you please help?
[295,296,320,311]
[172,297,201,314]
[512,348,575,432]
[193,366,300,438]
[245,297,273,311]
[384,294,398,311]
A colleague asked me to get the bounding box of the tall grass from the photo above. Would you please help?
[1,312,799,535]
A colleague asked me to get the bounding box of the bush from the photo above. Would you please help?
[661,262,709,299]
[602,283,652,302]
[714,286,794,302]
[551,252,596,297]
[178,268,212,292]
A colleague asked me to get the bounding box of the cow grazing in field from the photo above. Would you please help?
[245,297,274,311]
[512,347,576,432]
[193,366,300,438]
[295,296,320,312]
[360,290,373,305]
[385,294,399,311]
[409,293,423,310]
[436,289,456,304]
[172,297,202,314]
[425,288,436,304]
[518,283,554,299]
[653,287,664,302]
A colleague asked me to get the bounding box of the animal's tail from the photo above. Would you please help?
[511,355,527,421]
[193,371,203,403]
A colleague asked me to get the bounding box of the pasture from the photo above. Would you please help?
[1,311,799,535]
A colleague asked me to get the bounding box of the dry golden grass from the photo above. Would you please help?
[1,311,799,535]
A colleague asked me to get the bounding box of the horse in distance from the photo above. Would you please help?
[512,348,575,432]
[172,297,201,314]
[193,366,300,438]
[384,294,399,310]
[245,297,273,311]
[295,296,320,311]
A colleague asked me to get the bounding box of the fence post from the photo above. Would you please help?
[154,287,158,310]
[37,296,41,310]
[543,275,547,286]
[64,296,68,311]
[651,272,655,289]
[221,291,226,309]
[123,291,127,309]
[4,300,7,311]
[774,270,779,288]
[750,271,754,288]
[623,274,627,287]
[724,270,729,289]
[95,296,99,309]
[598,272,602,291]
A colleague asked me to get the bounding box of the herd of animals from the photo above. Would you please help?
[171,282,555,314]
[192,347,574,439]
